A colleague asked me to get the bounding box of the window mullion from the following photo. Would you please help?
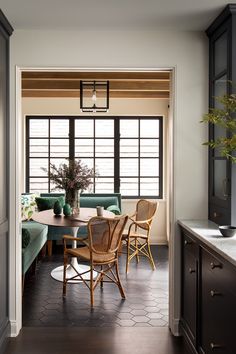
[69,118,75,160]
[26,118,30,192]
[138,119,140,197]
[48,119,51,192]
[93,118,95,193]
[114,117,120,193]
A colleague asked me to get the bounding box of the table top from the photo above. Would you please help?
[32,208,114,228]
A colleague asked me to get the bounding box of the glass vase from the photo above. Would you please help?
[65,189,80,216]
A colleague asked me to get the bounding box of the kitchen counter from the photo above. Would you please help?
[178,219,236,267]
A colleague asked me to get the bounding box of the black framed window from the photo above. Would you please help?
[26,116,163,198]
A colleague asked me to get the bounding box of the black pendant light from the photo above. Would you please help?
[80,80,109,112]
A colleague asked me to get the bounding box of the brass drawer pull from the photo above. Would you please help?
[210,262,222,269]
[210,342,224,350]
[189,268,196,274]
[210,290,222,297]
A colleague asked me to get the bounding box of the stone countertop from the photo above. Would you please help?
[178,219,236,267]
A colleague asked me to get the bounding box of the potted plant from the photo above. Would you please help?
[201,93,236,162]
[43,159,95,214]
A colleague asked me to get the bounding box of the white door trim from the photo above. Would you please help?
[9,66,177,336]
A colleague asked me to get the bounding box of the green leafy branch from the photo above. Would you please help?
[201,93,236,163]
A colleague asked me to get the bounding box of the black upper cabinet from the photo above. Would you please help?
[206,5,236,226]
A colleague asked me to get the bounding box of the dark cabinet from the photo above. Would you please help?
[200,248,236,354]
[0,9,13,352]
[181,232,198,350]
[180,226,236,354]
[206,5,236,225]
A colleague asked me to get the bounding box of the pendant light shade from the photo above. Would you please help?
[80,80,109,112]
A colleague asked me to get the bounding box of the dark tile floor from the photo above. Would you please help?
[23,245,168,327]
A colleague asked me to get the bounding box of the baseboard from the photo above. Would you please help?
[169,318,180,336]
[0,319,10,354]
[9,320,19,337]
[150,239,168,246]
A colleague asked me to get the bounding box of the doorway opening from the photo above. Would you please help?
[19,68,174,329]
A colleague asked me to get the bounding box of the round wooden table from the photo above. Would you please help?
[32,208,114,282]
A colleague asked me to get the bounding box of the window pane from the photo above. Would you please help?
[214,160,227,200]
[140,158,159,176]
[50,119,69,137]
[30,158,48,176]
[29,139,48,157]
[95,120,114,137]
[75,139,94,157]
[120,178,138,196]
[95,139,114,157]
[30,119,48,137]
[120,139,138,157]
[75,119,94,137]
[50,158,68,170]
[140,178,159,196]
[29,178,48,193]
[140,139,159,157]
[120,120,138,137]
[214,75,227,109]
[214,32,227,77]
[50,139,69,157]
[95,159,114,176]
[49,182,65,193]
[95,178,114,193]
[120,158,138,176]
[140,120,159,137]
[77,158,94,170]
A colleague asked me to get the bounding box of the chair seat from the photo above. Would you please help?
[122,229,148,240]
[66,246,116,264]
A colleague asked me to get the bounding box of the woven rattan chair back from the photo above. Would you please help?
[135,199,157,230]
[88,215,128,256]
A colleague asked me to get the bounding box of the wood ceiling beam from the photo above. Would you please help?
[22,71,170,81]
[22,80,170,91]
[22,90,169,99]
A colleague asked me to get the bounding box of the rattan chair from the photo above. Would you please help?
[122,199,158,273]
[63,215,128,307]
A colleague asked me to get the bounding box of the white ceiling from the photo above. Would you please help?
[1,0,236,31]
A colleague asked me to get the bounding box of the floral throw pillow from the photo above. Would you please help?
[21,194,38,221]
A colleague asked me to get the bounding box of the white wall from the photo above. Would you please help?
[22,97,168,244]
[9,29,208,336]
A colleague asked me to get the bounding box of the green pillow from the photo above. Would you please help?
[22,228,31,248]
[106,204,121,215]
[35,196,65,211]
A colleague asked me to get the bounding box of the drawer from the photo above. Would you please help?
[201,269,236,354]
[201,248,236,296]
[182,230,198,257]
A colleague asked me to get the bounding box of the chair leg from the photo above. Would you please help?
[47,240,52,256]
[100,265,103,289]
[126,239,130,274]
[135,238,139,263]
[90,265,94,307]
[115,261,125,299]
[63,253,68,296]
[118,241,123,255]
[147,242,156,270]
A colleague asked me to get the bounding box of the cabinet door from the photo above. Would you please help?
[200,249,236,354]
[208,23,231,222]
[181,232,198,347]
